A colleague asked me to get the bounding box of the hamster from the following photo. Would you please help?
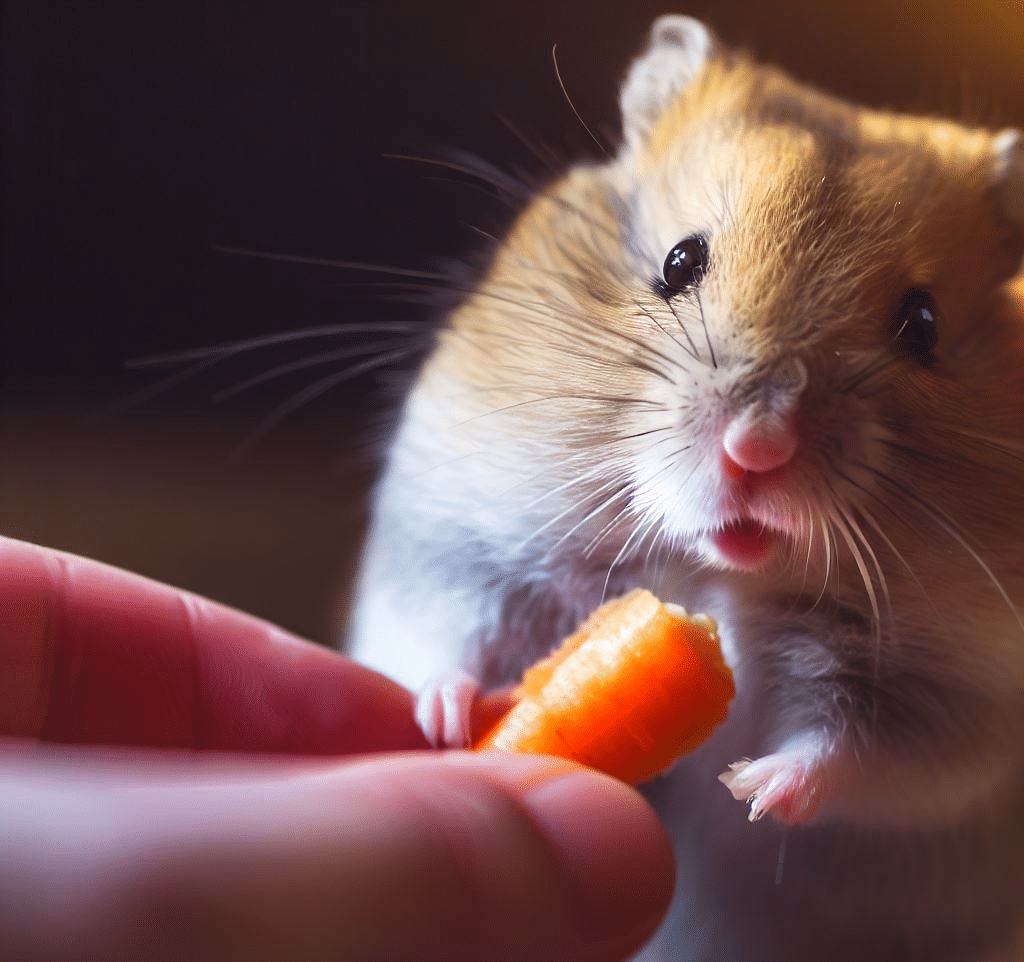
[348,15,1024,962]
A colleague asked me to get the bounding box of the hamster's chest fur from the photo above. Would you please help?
[349,14,1024,962]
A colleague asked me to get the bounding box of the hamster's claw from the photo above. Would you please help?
[415,669,481,748]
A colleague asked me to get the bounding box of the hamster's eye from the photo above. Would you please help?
[892,289,940,359]
[661,235,709,295]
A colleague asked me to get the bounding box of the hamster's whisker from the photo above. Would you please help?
[655,525,681,595]
[838,353,904,397]
[578,507,629,567]
[928,425,1024,467]
[465,333,661,381]
[693,288,717,369]
[511,287,683,380]
[505,253,627,296]
[551,43,613,159]
[482,465,605,532]
[209,245,452,282]
[864,465,1024,633]
[846,506,890,614]
[826,509,866,614]
[507,426,679,550]
[600,508,660,602]
[515,459,623,515]
[580,486,653,561]
[232,347,417,460]
[842,503,891,640]
[609,424,678,445]
[816,516,837,613]
[835,467,938,612]
[859,502,937,617]
[878,436,1014,487]
[878,438,957,471]
[625,438,699,515]
[798,504,817,596]
[404,447,497,481]
[632,300,701,362]
[213,344,400,401]
[789,508,827,611]
[663,293,704,363]
[113,352,254,413]
[430,386,674,442]
[505,251,639,323]
[495,113,566,176]
[127,322,423,369]
[463,222,501,245]
[389,150,621,244]
[456,325,673,384]
[451,392,664,429]
[518,473,629,555]
[438,248,684,383]
[446,325,602,366]
[457,287,678,383]
[385,150,538,209]
[547,482,634,559]
[643,518,669,574]
[116,322,422,414]
[533,191,625,244]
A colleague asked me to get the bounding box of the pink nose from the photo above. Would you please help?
[722,413,798,474]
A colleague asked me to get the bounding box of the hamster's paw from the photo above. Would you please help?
[719,733,831,824]
[415,669,481,748]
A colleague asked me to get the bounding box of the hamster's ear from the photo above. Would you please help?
[620,16,716,150]
[993,129,1024,269]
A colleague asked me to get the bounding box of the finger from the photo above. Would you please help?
[0,746,674,962]
[0,536,426,752]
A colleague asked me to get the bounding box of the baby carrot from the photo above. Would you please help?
[473,589,734,785]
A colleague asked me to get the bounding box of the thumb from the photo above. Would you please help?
[146,753,676,962]
[2,748,675,962]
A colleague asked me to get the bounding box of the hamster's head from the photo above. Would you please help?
[423,16,1024,619]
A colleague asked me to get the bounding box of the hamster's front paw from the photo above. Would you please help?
[719,732,834,824]
[415,669,481,748]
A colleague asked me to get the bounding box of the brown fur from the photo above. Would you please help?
[350,17,1024,961]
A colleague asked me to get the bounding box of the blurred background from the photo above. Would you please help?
[3,0,1022,647]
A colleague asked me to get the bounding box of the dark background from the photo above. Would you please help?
[3,0,1022,646]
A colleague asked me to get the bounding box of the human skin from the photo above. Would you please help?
[0,536,675,962]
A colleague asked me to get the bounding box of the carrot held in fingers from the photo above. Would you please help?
[473,589,735,785]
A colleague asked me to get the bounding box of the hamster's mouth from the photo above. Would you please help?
[706,518,780,570]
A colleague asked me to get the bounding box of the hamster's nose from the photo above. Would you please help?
[722,411,798,475]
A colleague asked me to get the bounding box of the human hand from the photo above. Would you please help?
[0,536,674,962]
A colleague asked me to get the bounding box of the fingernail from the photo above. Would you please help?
[522,771,675,943]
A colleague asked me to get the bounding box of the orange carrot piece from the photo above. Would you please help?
[473,589,734,785]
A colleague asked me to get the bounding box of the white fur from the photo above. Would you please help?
[349,18,1024,962]
[620,16,714,150]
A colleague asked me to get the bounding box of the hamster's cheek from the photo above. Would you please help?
[623,381,722,540]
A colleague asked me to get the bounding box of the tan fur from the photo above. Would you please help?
[351,18,1024,962]
[418,40,1024,591]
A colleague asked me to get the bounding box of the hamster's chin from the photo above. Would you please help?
[704,518,781,571]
